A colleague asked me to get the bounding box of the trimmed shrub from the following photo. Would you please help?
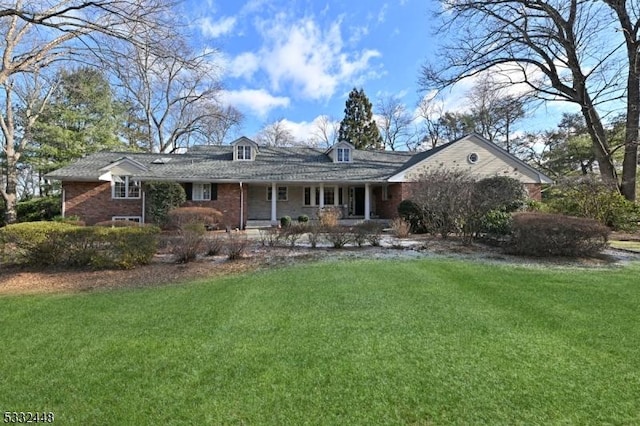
[167,207,223,230]
[16,196,61,222]
[0,222,159,269]
[478,210,513,239]
[280,215,292,228]
[509,212,609,257]
[145,181,186,228]
[297,214,309,224]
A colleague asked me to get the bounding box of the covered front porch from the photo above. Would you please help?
[246,182,391,225]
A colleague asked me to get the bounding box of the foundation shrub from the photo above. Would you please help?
[280,215,292,228]
[297,214,309,224]
[0,221,79,265]
[509,212,610,257]
[167,207,223,230]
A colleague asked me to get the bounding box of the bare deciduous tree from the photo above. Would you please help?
[420,0,639,200]
[1,0,177,223]
[256,119,297,147]
[375,95,418,151]
[308,115,339,148]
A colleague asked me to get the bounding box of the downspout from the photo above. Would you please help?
[141,190,146,224]
[61,187,66,218]
[239,182,244,230]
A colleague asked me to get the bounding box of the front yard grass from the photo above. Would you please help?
[2,259,640,424]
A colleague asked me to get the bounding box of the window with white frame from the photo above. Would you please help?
[304,187,312,206]
[266,186,288,201]
[236,145,252,160]
[303,186,339,206]
[324,187,335,205]
[381,186,389,201]
[337,147,351,162]
[192,183,211,201]
[113,176,140,199]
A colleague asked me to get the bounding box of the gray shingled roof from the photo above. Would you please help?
[45,146,417,183]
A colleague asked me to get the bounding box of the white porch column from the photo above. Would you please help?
[319,183,325,208]
[271,182,277,225]
[364,183,371,220]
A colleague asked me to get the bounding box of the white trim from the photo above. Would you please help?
[99,157,148,173]
[112,176,141,199]
[364,183,371,220]
[266,185,288,201]
[192,183,212,201]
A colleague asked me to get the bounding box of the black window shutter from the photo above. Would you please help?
[211,183,218,200]
[183,183,193,201]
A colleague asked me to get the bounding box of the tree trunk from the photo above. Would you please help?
[621,68,639,201]
[3,152,19,224]
[580,95,619,190]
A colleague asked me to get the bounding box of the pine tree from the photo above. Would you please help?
[338,88,383,149]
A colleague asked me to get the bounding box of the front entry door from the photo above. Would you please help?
[349,187,365,216]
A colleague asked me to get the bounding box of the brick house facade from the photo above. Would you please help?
[48,134,552,227]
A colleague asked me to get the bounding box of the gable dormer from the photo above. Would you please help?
[326,141,354,163]
[231,136,259,161]
[98,156,148,181]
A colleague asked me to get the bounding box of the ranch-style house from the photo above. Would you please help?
[45,133,553,228]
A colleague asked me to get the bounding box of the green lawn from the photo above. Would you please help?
[2,259,640,425]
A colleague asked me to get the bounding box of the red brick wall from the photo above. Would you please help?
[64,181,249,228]
[64,181,143,225]
[182,183,248,229]
[374,184,404,219]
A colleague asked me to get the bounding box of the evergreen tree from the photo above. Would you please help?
[27,67,128,181]
[338,88,383,149]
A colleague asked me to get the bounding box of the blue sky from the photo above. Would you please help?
[185,0,564,145]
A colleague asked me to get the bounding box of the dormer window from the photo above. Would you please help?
[337,147,351,163]
[236,145,252,160]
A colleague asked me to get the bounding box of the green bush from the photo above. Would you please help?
[0,222,159,269]
[145,181,187,228]
[280,216,292,228]
[478,210,513,238]
[397,199,427,233]
[297,214,309,223]
[16,196,61,222]
[546,177,639,231]
[509,212,610,257]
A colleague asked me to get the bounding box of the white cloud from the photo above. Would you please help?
[221,89,290,118]
[198,16,237,38]
[378,3,388,23]
[228,52,260,79]
[238,13,381,100]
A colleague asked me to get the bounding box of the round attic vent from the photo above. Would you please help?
[467,152,479,164]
